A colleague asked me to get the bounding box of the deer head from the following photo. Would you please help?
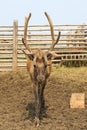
[22,12,61,66]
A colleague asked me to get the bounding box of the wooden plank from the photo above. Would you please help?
[55,50,87,53]
[0,68,12,72]
[13,20,18,71]
[18,59,27,62]
[18,33,87,36]
[18,63,27,67]
[17,54,26,58]
[0,26,13,28]
[18,43,87,48]
[0,51,13,54]
[0,63,12,67]
[52,59,62,63]
[17,38,87,41]
[0,30,13,32]
[0,43,13,45]
[18,24,87,27]
[18,42,87,45]
[18,28,86,32]
[18,46,87,50]
[0,34,13,36]
[62,54,87,56]
[62,59,87,61]
[0,38,13,41]
[0,46,13,51]
[0,59,12,62]
[0,54,12,58]
[17,51,87,58]
[70,93,85,108]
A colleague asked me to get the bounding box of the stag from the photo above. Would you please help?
[22,12,61,126]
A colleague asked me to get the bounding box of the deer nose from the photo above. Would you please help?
[37,76,45,83]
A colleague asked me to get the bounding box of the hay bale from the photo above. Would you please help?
[70,93,85,108]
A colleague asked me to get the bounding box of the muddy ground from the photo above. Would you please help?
[0,67,87,130]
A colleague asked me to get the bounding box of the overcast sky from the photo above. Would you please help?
[0,0,87,25]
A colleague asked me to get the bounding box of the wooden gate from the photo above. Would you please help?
[0,21,87,71]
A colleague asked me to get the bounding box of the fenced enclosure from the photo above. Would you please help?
[0,21,87,71]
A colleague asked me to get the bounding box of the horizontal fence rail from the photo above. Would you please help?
[0,21,87,71]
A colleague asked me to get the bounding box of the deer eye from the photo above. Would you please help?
[34,64,37,68]
[44,63,47,68]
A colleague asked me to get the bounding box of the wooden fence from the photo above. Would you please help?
[0,21,87,71]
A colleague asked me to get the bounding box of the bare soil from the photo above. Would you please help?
[0,67,87,130]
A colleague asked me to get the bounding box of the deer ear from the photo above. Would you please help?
[47,53,53,60]
[22,49,34,60]
[27,53,34,60]
[47,51,58,60]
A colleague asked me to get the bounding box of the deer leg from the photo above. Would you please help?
[34,85,41,126]
[41,86,45,109]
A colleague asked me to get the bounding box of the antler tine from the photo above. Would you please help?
[45,12,61,51]
[22,13,32,52]
[45,12,55,45]
[50,31,61,51]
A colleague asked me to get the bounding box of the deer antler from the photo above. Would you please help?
[45,12,61,51]
[22,13,32,52]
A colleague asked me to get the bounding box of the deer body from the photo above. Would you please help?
[22,12,61,126]
[27,50,52,125]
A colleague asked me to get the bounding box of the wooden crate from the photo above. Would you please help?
[70,93,85,108]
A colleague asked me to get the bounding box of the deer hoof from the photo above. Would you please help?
[36,123,39,127]
[34,117,40,127]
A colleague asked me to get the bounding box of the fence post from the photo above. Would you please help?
[13,20,18,71]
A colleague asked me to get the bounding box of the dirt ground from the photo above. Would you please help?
[0,66,87,130]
